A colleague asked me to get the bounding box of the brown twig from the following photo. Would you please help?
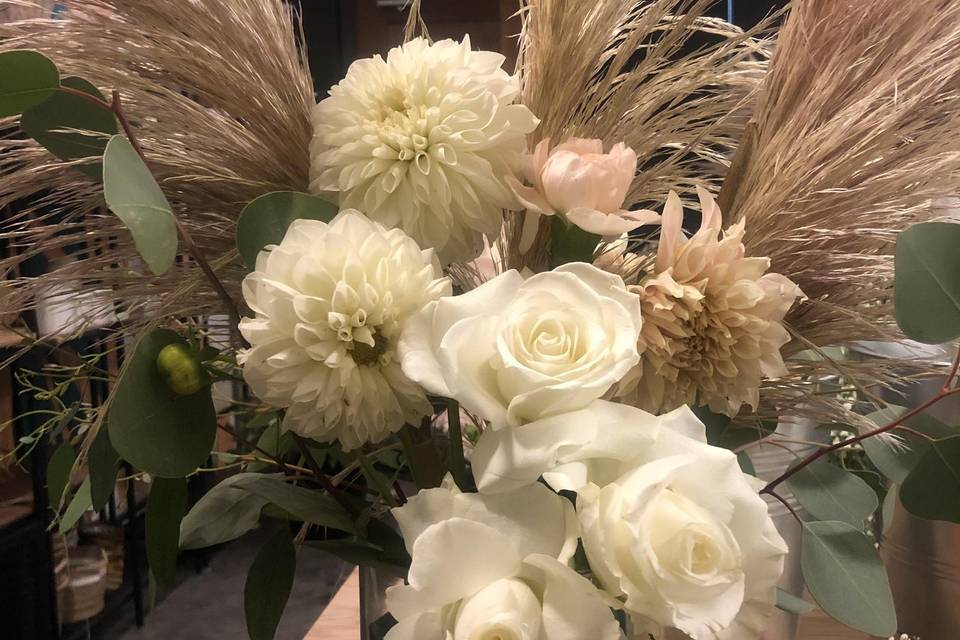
[293,434,359,518]
[761,350,960,496]
[766,489,802,523]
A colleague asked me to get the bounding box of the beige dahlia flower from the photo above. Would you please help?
[309,36,539,264]
[618,188,803,416]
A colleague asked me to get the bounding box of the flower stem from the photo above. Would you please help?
[292,434,359,518]
[398,424,430,490]
[761,348,960,496]
[446,400,473,491]
[353,449,398,508]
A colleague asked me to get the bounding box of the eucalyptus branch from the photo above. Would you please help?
[766,489,802,523]
[59,84,243,332]
[761,348,960,496]
[292,433,359,518]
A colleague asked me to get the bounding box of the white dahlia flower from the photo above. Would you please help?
[309,36,539,264]
[238,210,451,450]
[619,188,803,416]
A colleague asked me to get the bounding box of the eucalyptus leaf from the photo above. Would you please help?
[894,222,960,344]
[801,521,896,636]
[245,526,296,640]
[550,216,600,268]
[146,477,188,588]
[306,539,408,578]
[900,435,960,523]
[237,475,354,533]
[102,135,178,274]
[20,76,116,178]
[180,473,278,549]
[862,406,955,485]
[88,425,120,511]
[236,191,337,270]
[46,442,76,509]
[108,329,216,478]
[60,478,92,534]
[0,50,59,116]
[775,588,814,615]
[784,459,878,527]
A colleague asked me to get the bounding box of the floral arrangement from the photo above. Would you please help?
[2,1,960,639]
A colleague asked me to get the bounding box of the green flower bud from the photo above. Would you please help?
[156,343,205,396]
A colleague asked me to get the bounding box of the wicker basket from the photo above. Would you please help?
[79,523,124,590]
[56,546,108,624]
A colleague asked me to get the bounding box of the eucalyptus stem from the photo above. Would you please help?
[446,399,472,491]
[59,84,243,334]
[292,434,359,518]
[354,449,398,508]
[761,347,960,496]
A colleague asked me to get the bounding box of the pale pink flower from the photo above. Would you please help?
[506,138,660,250]
[618,188,804,416]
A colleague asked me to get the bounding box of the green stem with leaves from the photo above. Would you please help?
[761,347,960,497]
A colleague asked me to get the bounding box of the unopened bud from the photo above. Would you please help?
[156,343,205,396]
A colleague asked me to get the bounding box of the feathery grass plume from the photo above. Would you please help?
[727,0,960,352]
[718,0,960,423]
[0,0,315,337]
[504,0,774,272]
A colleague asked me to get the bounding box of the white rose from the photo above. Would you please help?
[472,401,787,640]
[386,478,623,640]
[398,263,642,428]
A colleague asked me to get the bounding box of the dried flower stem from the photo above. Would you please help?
[761,348,960,496]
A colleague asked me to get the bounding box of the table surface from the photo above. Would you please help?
[304,569,879,640]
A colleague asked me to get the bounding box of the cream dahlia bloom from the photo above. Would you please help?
[309,36,539,264]
[619,188,803,416]
[238,210,451,450]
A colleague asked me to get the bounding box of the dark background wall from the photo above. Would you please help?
[299,0,789,96]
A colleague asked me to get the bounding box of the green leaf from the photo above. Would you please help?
[20,76,117,178]
[108,329,217,478]
[693,405,732,445]
[0,50,59,116]
[306,539,408,578]
[776,589,814,615]
[47,442,76,509]
[862,406,955,485]
[900,435,960,523]
[102,135,178,274]
[237,475,354,533]
[549,216,600,268]
[894,222,960,343]
[784,459,878,527]
[244,526,296,640]
[146,477,188,588]
[736,451,755,476]
[60,477,92,534]
[236,191,338,270]
[801,521,896,636]
[89,426,120,511]
[179,473,277,549]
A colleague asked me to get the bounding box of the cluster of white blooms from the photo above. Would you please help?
[238,35,803,640]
